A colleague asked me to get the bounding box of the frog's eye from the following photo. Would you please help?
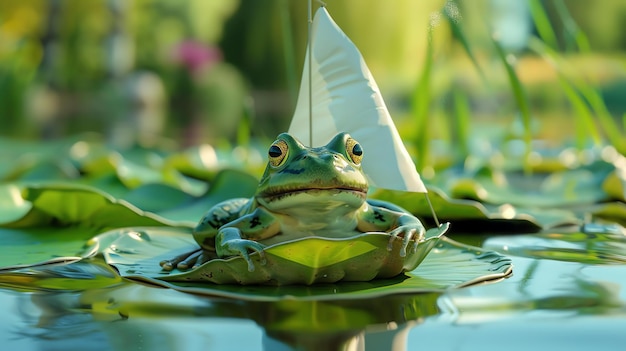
[268,140,288,167]
[346,138,363,165]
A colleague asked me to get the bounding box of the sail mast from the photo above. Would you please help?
[307,0,313,147]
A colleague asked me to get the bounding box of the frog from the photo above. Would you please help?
[160,132,426,272]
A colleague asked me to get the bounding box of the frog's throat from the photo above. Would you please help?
[257,187,367,204]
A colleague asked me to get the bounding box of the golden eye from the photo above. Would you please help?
[268,139,288,167]
[346,138,363,165]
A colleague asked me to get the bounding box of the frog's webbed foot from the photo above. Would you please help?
[387,224,426,257]
[160,249,214,271]
[218,239,266,272]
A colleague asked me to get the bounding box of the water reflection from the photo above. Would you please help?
[485,227,626,264]
[247,293,441,350]
[3,228,626,350]
[1,282,441,351]
[8,291,115,351]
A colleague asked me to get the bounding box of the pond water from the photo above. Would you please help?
[2,232,625,351]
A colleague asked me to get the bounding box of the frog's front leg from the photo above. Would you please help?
[160,198,249,271]
[387,213,426,257]
[216,208,281,272]
[358,201,426,257]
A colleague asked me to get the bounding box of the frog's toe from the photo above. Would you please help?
[160,249,201,271]
[219,239,266,272]
[238,243,266,272]
[191,250,215,269]
[178,250,202,270]
[387,226,424,257]
[242,249,267,272]
[160,261,174,271]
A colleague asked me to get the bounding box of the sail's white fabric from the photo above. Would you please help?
[288,7,427,193]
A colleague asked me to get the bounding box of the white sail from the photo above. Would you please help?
[289,7,427,193]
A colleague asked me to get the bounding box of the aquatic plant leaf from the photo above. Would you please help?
[0,135,110,182]
[74,168,258,224]
[268,238,378,268]
[449,167,610,208]
[0,184,32,223]
[96,225,448,286]
[372,187,490,221]
[81,152,208,197]
[0,184,180,269]
[484,228,626,265]
[602,168,626,202]
[154,169,259,224]
[372,187,545,231]
[156,234,511,301]
[119,183,196,213]
[0,226,93,269]
[0,259,122,291]
[591,202,626,227]
[164,144,236,180]
[0,170,260,270]
[2,184,173,229]
[86,223,511,299]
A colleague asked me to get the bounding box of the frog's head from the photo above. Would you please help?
[256,132,368,212]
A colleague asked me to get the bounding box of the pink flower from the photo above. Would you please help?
[172,40,222,74]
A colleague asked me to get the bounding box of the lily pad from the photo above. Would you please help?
[1,184,174,229]
[372,187,551,231]
[0,226,94,270]
[484,226,626,265]
[95,224,448,285]
[88,223,511,300]
[139,234,512,300]
[448,166,611,208]
[0,184,176,269]
[0,259,123,291]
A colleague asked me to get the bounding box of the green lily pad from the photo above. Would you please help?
[154,169,259,223]
[0,183,179,269]
[139,234,512,300]
[95,224,448,286]
[484,225,626,265]
[1,184,173,229]
[372,187,552,231]
[0,223,511,301]
[448,166,611,208]
[0,226,93,270]
[591,202,626,227]
[0,259,123,291]
[86,223,512,299]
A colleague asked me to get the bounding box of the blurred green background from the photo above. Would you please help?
[1,0,625,157]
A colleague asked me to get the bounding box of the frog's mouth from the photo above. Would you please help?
[258,186,367,203]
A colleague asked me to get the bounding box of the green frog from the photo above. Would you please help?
[160,132,425,272]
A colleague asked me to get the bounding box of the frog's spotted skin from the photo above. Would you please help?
[160,132,425,272]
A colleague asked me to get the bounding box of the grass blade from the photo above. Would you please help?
[491,37,533,173]
[527,0,559,50]
[528,38,601,149]
[554,0,591,53]
[411,29,434,173]
[452,88,471,158]
[443,1,485,81]
[279,0,298,106]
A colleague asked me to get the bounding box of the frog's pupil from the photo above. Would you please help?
[269,145,282,158]
[352,144,363,156]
